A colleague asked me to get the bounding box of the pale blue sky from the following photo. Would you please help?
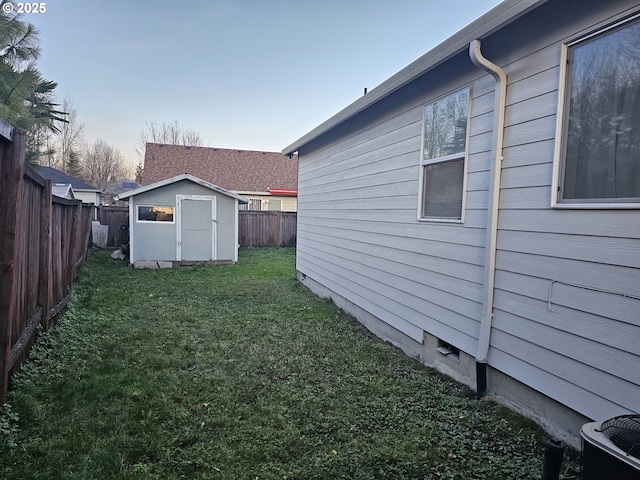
[27,0,502,166]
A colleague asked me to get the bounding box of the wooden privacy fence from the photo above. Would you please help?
[97,205,129,247]
[94,208,297,248]
[239,211,297,247]
[0,123,93,403]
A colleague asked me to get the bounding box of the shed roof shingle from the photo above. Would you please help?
[143,144,297,193]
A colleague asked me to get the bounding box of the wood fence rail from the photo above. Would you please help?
[0,121,92,403]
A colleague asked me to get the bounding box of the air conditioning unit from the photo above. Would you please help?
[581,414,640,480]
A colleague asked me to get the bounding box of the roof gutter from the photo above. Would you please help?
[268,188,298,196]
[469,39,507,399]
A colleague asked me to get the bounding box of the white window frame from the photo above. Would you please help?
[552,14,640,209]
[417,86,471,223]
[136,204,175,223]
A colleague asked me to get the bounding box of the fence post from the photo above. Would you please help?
[39,180,52,330]
[81,204,93,261]
[69,200,82,281]
[276,211,281,247]
[0,128,26,403]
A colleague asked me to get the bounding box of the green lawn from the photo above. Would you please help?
[1,248,579,479]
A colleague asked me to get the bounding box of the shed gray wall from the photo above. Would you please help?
[131,180,238,262]
[215,192,238,261]
[132,186,177,262]
[295,0,640,438]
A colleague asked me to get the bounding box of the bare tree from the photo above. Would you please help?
[136,120,205,162]
[81,139,128,189]
[56,96,85,172]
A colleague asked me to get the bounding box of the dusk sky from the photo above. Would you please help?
[26,0,503,167]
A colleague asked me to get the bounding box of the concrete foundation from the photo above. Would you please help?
[132,259,235,269]
[298,271,589,450]
[133,260,173,269]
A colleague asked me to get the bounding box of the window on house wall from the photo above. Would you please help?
[137,205,174,222]
[556,16,640,206]
[268,199,282,211]
[418,87,470,221]
[238,199,261,211]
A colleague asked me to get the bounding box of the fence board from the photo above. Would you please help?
[38,180,52,329]
[0,123,92,402]
[0,128,25,403]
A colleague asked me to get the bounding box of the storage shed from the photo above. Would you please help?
[283,0,640,448]
[115,174,248,267]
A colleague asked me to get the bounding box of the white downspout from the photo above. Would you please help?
[469,39,507,397]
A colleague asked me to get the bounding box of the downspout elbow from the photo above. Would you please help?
[469,39,507,397]
[470,40,507,89]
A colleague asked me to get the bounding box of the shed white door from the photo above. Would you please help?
[176,196,216,261]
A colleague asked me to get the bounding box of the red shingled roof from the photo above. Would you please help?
[143,143,297,193]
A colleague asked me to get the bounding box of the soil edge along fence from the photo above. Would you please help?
[0,120,93,403]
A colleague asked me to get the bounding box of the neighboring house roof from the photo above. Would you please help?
[104,179,142,196]
[143,143,298,193]
[51,183,75,200]
[35,166,101,192]
[115,173,249,204]
[282,0,548,155]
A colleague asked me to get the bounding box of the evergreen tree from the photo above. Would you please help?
[66,150,81,177]
[134,161,143,184]
[0,0,66,162]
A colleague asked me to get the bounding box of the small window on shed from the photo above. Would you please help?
[137,205,174,222]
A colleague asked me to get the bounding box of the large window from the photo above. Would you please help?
[556,16,640,205]
[137,205,174,222]
[418,87,469,220]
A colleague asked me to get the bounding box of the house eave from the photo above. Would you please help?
[282,0,548,155]
[74,188,102,194]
